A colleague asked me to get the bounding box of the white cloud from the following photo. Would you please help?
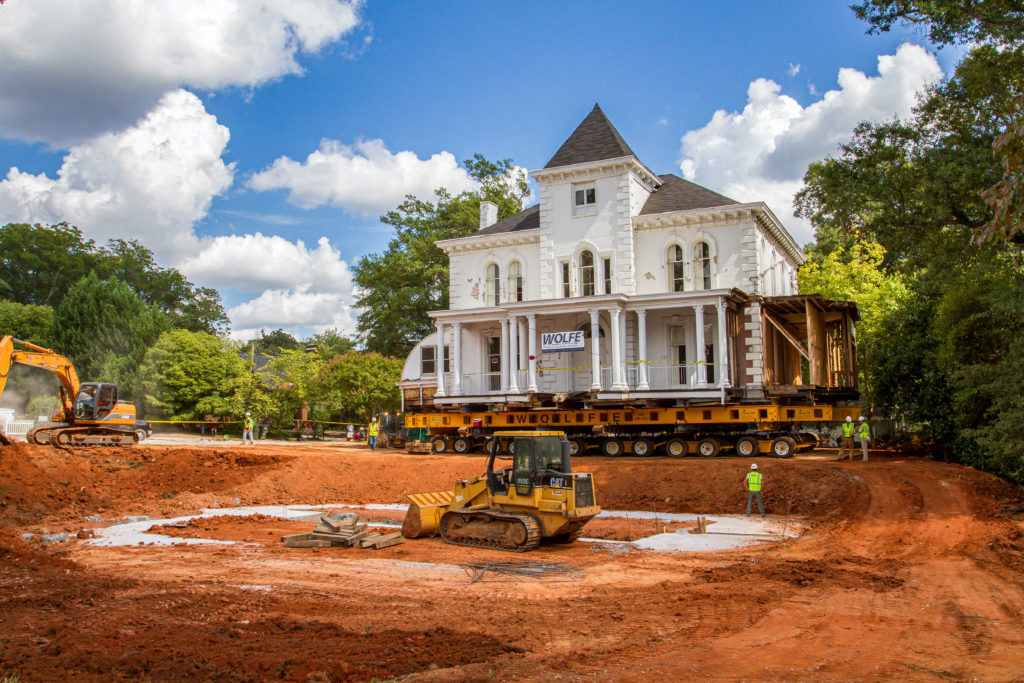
[228,286,356,342]
[787,63,801,77]
[679,43,943,243]
[249,138,480,215]
[0,89,234,260]
[0,0,364,144]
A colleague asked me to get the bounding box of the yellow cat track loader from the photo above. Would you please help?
[402,431,600,552]
[0,336,136,448]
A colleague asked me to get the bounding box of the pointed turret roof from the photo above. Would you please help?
[544,104,638,169]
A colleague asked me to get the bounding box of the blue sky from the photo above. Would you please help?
[0,1,953,340]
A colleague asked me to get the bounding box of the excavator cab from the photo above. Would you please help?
[73,383,118,421]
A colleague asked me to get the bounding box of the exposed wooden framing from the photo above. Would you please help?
[763,311,809,361]
[805,300,827,386]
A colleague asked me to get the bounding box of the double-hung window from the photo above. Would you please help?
[579,250,596,296]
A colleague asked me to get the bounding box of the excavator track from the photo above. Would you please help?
[439,509,542,553]
[31,426,135,451]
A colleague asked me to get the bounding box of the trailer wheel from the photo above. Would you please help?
[665,437,688,458]
[568,437,585,457]
[770,436,796,458]
[735,436,760,457]
[601,438,624,457]
[430,436,449,454]
[452,437,471,454]
[631,437,654,457]
[696,437,720,457]
[484,438,500,456]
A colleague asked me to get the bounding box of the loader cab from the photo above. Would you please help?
[485,432,572,496]
[74,382,117,421]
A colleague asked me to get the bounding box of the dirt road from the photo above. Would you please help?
[1,441,1021,681]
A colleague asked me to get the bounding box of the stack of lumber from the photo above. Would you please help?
[281,511,404,549]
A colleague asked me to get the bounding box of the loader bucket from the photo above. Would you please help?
[402,490,455,538]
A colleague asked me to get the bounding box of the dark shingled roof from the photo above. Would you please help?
[544,104,637,169]
[474,204,540,236]
[639,174,739,215]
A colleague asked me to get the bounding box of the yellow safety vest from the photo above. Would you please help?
[746,471,763,492]
[244,417,254,429]
[368,423,378,436]
[858,422,869,438]
[842,422,855,438]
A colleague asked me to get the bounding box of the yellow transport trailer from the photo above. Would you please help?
[405,404,860,458]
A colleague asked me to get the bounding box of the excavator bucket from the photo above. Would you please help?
[401,490,455,538]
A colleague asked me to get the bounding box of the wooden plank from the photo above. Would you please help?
[368,536,404,549]
[319,515,342,532]
[280,533,314,542]
[284,539,332,548]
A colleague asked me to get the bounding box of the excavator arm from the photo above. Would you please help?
[0,335,79,422]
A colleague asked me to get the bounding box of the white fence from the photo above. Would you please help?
[1,419,34,442]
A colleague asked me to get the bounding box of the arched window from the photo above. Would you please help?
[508,261,523,302]
[667,245,685,292]
[485,263,500,306]
[579,250,595,296]
[694,242,711,291]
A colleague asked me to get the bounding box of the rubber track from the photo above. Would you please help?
[440,509,542,553]
[32,426,134,451]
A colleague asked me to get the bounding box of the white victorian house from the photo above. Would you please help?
[399,105,857,412]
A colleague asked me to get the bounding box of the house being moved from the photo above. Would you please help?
[398,104,858,415]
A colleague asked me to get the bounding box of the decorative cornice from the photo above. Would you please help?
[530,155,662,190]
[435,229,541,254]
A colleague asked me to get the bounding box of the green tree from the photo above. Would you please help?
[136,329,248,421]
[852,0,1024,46]
[51,272,169,397]
[99,239,229,334]
[0,223,101,306]
[798,239,908,407]
[0,301,54,347]
[255,347,324,430]
[304,328,358,360]
[252,328,301,355]
[316,351,403,423]
[353,155,530,357]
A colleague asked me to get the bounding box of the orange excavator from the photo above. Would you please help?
[0,335,137,448]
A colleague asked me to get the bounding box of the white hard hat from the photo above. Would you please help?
[750,463,758,470]
[245,412,250,416]
[858,416,865,421]
[845,416,852,422]
[372,417,377,422]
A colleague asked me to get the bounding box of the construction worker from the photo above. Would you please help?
[857,416,871,461]
[837,416,856,461]
[242,412,255,445]
[745,463,765,518]
[367,417,379,452]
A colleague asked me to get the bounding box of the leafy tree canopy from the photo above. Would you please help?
[0,223,228,333]
[0,301,54,348]
[136,329,248,421]
[852,0,1024,46]
[251,328,301,355]
[51,272,170,398]
[317,351,403,423]
[304,328,358,360]
[353,155,530,357]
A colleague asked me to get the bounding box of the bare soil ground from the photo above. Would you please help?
[1,439,1022,682]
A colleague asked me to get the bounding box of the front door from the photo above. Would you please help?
[486,336,501,391]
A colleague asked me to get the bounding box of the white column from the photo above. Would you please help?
[589,309,602,391]
[434,321,446,397]
[636,309,649,390]
[507,316,519,393]
[527,314,538,392]
[518,317,528,393]
[609,307,626,391]
[716,300,729,388]
[694,304,706,388]
[619,309,627,389]
[452,321,462,395]
[500,316,509,392]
